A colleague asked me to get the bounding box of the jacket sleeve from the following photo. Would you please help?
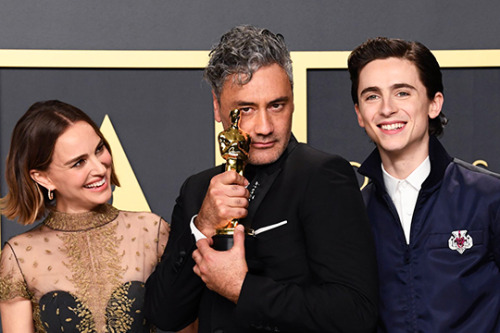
[234,156,379,332]
[492,194,500,269]
[144,176,204,331]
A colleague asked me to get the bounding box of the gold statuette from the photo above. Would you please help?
[213,109,251,249]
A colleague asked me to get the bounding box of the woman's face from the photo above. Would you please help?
[38,121,113,213]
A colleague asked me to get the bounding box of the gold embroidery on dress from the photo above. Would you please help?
[0,277,30,300]
[69,299,97,332]
[59,224,123,331]
[44,204,119,231]
[105,282,134,332]
[33,302,47,333]
[45,204,123,332]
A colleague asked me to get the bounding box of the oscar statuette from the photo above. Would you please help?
[212,109,253,250]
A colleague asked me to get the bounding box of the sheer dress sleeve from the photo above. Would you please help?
[0,242,30,301]
[156,218,169,260]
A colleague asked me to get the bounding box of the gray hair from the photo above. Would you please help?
[204,25,293,100]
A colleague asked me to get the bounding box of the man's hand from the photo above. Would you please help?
[192,225,248,304]
[195,170,249,237]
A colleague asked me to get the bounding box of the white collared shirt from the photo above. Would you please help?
[190,215,207,241]
[382,157,430,244]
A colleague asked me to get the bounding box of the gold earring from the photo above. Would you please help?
[48,189,54,201]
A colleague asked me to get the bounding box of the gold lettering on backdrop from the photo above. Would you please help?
[100,115,151,212]
[473,160,489,168]
[350,161,370,190]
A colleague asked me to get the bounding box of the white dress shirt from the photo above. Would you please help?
[190,215,207,241]
[382,157,430,244]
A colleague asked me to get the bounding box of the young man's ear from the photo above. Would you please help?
[212,91,222,123]
[30,170,54,192]
[428,92,444,119]
[354,104,366,128]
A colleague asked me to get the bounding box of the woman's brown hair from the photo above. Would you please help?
[0,100,120,225]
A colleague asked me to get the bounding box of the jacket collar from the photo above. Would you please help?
[358,136,453,194]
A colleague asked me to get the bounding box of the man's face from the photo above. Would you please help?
[354,57,443,161]
[214,63,294,165]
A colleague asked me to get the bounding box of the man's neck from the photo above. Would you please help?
[379,140,430,180]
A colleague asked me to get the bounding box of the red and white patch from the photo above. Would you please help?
[448,230,473,254]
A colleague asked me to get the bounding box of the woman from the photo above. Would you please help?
[0,100,170,332]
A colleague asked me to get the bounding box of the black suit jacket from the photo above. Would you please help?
[145,137,378,332]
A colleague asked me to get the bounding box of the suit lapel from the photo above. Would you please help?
[242,136,299,230]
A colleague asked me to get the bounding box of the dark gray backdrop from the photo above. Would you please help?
[0,1,499,331]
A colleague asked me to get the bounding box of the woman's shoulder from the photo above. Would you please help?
[117,209,162,220]
[4,223,47,247]
[114,210,169,251]
[115,210,166,229]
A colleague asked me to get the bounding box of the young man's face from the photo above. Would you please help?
[354,57,443,161]
[214,63,294,165]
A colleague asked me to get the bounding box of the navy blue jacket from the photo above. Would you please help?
[359,136,500,332]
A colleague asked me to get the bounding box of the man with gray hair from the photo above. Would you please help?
[145,25,378,332]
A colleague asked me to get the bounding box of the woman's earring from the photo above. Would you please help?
[48,189,54,201]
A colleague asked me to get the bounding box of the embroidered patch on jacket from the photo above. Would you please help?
[448,230,473,254]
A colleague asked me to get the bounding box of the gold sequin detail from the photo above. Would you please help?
[0,277,30,300]
[33,302,45,333]
[68,299,97,332]
[58,215,124,331]
[106,282,134,332]
[44,204,119,231]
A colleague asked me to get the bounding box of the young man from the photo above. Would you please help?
[348,37,500,332]
[144,25,378,332]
